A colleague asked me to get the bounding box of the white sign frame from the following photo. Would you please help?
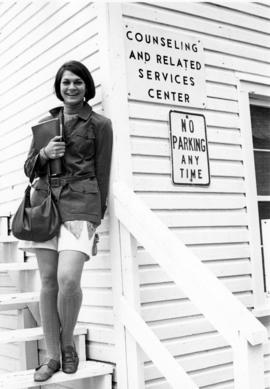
[169,110,210,186]
[124,21,206,108]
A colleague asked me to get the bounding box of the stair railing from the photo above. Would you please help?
[113,181,268,389]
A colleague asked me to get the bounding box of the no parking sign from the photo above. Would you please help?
[169,111,210,185]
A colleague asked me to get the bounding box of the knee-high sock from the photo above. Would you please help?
[40,285,61,360]
[57,287,83,348]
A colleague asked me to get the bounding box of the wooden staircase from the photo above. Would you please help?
[0,216,113,389]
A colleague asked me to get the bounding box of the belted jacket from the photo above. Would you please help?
[24,103,113,226]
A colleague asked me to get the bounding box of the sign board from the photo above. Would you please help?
[169,111,210,185]
[124,21,206,108]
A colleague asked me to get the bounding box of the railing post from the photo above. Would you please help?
[119,227,145,389]
[233,333,264,389]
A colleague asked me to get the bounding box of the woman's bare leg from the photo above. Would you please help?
[36,249,61,361]
[57,250,86,348]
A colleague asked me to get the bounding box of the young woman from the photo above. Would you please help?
[20,61,113,381]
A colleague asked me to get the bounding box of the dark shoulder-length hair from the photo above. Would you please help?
[54,60,95,102]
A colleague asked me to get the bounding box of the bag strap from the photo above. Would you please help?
[29,165,36,184]
[29,158,51,188]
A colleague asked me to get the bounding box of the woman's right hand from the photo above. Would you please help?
[44,136,66,159]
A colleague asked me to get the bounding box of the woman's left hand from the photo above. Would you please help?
[44,135,66,159]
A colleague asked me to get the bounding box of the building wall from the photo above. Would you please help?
[121,2,270,388]
[0,1,114,385]
[0,1,270,388]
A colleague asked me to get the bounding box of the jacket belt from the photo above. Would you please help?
[49,173,95,187]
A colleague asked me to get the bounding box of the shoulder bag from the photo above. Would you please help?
[12,166,61,242]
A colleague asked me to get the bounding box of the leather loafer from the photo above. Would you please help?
[34,359,60,382]
[62,345,79,374]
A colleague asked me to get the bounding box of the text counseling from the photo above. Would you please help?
[126,30,199,53]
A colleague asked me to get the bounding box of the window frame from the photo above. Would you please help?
[237,74,270,314]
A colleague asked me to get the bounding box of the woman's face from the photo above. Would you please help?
[60,70,86,105]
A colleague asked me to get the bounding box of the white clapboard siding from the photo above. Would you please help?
[205,51,270,76]
[137,192,246,210]
[140,266,251,286]
[1,6,97,72]
[206,83,238,101]
[129,103,240,128]
[123,3,270,49]
[0,0,114,375]
[0,2,73,58]
[0,4,98,88]
[0,171,29,191]
[132,156,244,177]
[140,267,252,304]
[122,2,270,388]
[0,2,17,19]
[0,344,19,361]
[131,139,242,162]
[0,355,21,374]
[134,175,246,193]
[154,210,247,227]
[205,67,236,86]
[0,3,31,38]
[168,3,270,34]
[144,347,233,379]
[1,2,67,45]
[140,291,253,322]
[0,2,52,43]
[215,2,270,19]
[137,244,251,263]
[145,364,234,389]
[130,121,242,144]
[0,3,63,49]
[175,227,249,245]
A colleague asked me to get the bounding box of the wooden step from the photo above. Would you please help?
[0,360,113,388]
[0,292,39,311]
[0,325,87,344]
[0,262,37,272]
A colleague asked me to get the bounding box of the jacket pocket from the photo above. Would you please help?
[76,133,95,141]
[69,179,98,194]
[68,179,100,216]
[72,132,95,155]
